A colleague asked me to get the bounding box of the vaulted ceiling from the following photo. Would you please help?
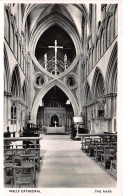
[23,4,89,37]
[22,4,89,75]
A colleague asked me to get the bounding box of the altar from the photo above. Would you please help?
[47,126,65,134]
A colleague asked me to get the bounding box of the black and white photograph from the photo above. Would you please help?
[2,1,123,195]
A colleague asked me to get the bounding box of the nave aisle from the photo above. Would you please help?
[37,135,116,188]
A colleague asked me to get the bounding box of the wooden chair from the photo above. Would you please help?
[87,141,95,157]
[13,165,36,188]
[94,143,108,162]
[87,139,102,157]
[101,146,116,169]
[4,153,15,186]
[82,138,92,152]
[13,154,36,188]
[27,148,40,171]
[110,153,117,178]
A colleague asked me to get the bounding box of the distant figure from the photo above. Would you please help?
[70,123,77,140]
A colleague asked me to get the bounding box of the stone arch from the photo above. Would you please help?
[91,67,104,99]
[106,14,113,48]
[11,65,21,97]
[4,8,10,43]
[105,42,117,94]
[31,80,79,123]
[29,13,82,56]
[4,45,10,92]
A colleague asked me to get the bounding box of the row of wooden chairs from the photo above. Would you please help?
[4,144,41,188]
[81,136,117,178]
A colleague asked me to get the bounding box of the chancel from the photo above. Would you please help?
[4,3,118,189]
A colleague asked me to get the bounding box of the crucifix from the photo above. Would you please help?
[54,121,57,127]
[48,40,63,75]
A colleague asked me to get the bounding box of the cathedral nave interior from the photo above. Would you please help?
[3,3,118,189]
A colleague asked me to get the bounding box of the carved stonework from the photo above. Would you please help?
[34,65,40,73]
[71,87,79,105]
[101,4,107,11]
[71,64,78,75]
[104,93,117,98]
[4,91,12,97]
[107,11,113,17]
[21,31,25,37]
[32,88,40,105]
[88,35,92,41]
[88,48,92,55]
[10,14,15,24]
[15,29,19,37]
[5,5,10,11]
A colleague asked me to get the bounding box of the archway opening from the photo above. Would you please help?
[35,25,76,75]
[36,85,74,133]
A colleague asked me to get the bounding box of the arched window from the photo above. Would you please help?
[15,36,17,58]
[4,10,10,43]
[10,23,14,51]
[11,103,17,124]
[106,17,113,48]
[114,6,118,37]
[92,68,104,99]
[82,15,85,48]
[100,31,104,56]
[11,66,21,97]
[96,40,99,62]
[95,73,104,98]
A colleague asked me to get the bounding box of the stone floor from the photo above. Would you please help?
[37,134,116,188]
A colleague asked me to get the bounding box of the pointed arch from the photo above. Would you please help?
[29,13,82,56]
[106,15,113,48]
[91,67,104,99]
[105,42,117,94]
[31,80,79,123]
[4,8,10,43]
[11,66,21,97]
[4,45,10,92]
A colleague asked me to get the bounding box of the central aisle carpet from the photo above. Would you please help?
[37,134,116,188]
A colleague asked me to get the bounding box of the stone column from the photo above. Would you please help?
[78,55,83,115]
